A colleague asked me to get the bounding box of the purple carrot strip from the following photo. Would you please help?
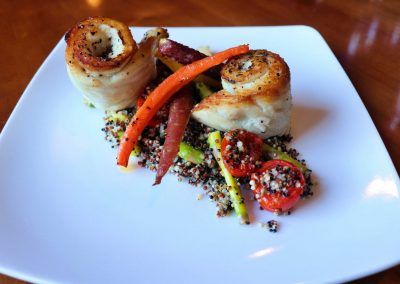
[158,38,221,79]
[153,86,194,185]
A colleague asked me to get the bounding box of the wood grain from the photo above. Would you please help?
[0,0,399,283]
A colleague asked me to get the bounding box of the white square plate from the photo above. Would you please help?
[0,26,399,284]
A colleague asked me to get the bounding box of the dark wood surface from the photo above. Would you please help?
[0,0,399,283]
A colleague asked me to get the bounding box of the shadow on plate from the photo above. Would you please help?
[290,103,330,140]
[241,187,260,224]
[297,171,322,212]
[242,101,328,223]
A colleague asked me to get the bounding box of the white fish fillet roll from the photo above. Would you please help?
[192,50,292,138]
[65,17,168,110]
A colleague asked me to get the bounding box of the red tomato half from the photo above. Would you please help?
[221,130,263,177]
[251,160,305,212]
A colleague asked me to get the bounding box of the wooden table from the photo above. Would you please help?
[0,0,399,283]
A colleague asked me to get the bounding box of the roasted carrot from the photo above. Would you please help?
[154,86,193,185]
[117,44,249,167]
[136,96,162,127]
[157,55,221,89]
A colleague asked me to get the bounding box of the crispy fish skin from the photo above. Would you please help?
[192,50,292,138]
[65,17,168,110]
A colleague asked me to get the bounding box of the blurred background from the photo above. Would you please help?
[0,0,399,283]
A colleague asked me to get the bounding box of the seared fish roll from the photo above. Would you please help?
[65,17,168,110]
[192,50,291,138]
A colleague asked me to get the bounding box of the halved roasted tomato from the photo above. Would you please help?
[221,130,263,177]
[251,160,305,212]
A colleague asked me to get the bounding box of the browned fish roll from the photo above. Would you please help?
[192,50,291,138]
[65,17,168,110]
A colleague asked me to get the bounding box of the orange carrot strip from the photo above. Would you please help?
[157,55,221,89]
[117,44,249,167]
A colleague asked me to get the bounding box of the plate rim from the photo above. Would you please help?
[0,25,399,284]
